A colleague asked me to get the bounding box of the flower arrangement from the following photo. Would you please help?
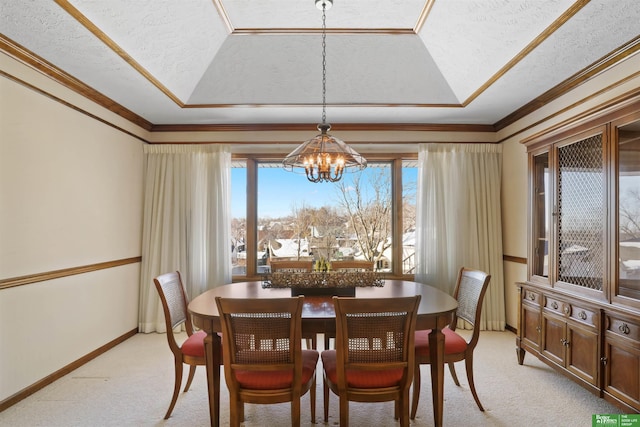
[263,270,383,289]
[314,257,331,272]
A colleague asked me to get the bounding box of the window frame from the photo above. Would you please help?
[232,153,417,281]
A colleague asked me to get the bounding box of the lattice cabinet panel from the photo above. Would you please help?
[557,134,605,291]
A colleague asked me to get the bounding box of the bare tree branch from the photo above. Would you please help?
[335,168,393,265]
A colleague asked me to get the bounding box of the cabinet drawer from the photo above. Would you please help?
[543,297,598,327]
[544,296,569,316]
[522,289,541,306]
[568,305,598,328]
[606,316,640,342]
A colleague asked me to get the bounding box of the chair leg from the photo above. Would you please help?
[183,364,197,392]
[305,333,318,350]
[448,361,461,386]
[410,361,421,420]
[323,375,330,422]
[465,356,485,411]
[310,377,316,423]
[164,358,183,419]
[291,396,301,427]
[229,397,241,427]
[339,395,349,427]
[399,390,410,427]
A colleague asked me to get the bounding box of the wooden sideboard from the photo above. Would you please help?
[516,96,640,413]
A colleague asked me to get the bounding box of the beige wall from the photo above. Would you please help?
[0,55,145,401]
[500,139,528,328]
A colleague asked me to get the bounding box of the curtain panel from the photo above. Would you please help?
[139,144,231,333]
[415,143,505,331]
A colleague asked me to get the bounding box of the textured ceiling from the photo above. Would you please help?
[1,0,640,127]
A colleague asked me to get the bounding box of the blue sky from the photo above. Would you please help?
[231,165,418,219]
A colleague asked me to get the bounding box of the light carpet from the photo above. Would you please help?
[0,330,623,426]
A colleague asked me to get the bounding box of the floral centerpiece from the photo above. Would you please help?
[263,260,384,297]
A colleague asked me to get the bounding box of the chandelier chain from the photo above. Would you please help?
[281,0,366,183]
[321,2,327,125]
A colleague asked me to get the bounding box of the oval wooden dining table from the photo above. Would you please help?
[188,279,458,427]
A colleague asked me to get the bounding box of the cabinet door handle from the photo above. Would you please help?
[578,311,587,321]
[619,323,631,335]
[551,302,558,309]
[601,356,608,366]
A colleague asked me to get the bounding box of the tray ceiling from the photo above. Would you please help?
[1,0,640,127]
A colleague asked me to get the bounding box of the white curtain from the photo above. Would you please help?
[415,143,505,331]
[138,144,232,333]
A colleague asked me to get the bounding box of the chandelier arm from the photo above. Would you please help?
[331,168,342,182]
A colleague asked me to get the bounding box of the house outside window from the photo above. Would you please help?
[231,156,417,278]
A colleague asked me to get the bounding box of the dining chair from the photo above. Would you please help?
[269,259,318,350]
[330,260,375,271]
[410,267,492,419]
[322,295,421,427]
[269,259,314,273]
[321,259,375,350]
[215,296,319,427]
[153,271,220,419]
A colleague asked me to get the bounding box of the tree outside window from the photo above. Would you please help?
[231,159,417,276]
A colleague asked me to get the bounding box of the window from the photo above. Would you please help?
[402,161,417,274]
[231,160,247,276]
[231,156,417,278]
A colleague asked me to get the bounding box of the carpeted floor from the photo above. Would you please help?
[0,330,623,426]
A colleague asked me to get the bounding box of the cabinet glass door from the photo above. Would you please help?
[618,121,640,300]
[532,152,550,278]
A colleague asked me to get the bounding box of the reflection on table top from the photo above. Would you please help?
[189,279,458,328]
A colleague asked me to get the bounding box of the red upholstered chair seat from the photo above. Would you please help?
[321,350,404,388]
[235,350,319,389]
[181,331,225,359]
[181,330,206,357]
[414,327,468,358]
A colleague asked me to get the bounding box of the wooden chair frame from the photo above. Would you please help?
[215,296,318,427]
[323,295,421,427]
[323,259,374,350]
[269,260,313,272]
[410,267,492,418]
[330,260,374,271]
[269,259,319,349]
[153,271,213,419]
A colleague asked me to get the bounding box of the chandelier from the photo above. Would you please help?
[283,0,366,183]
